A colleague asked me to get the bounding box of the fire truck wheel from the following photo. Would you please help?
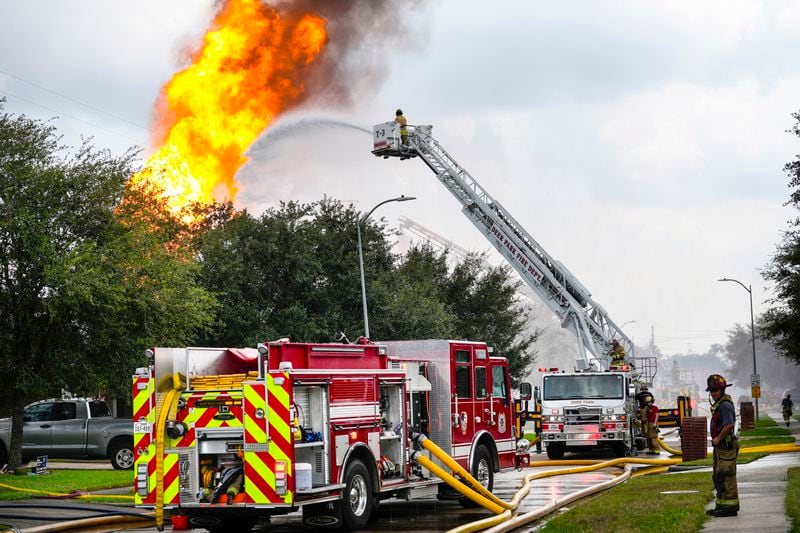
[341,458,374,530]
[109,438,134,470]
[545,442,565,460]
[612,442,626,457]
[459,444,493,508]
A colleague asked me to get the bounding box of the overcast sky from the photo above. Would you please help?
[3,1,800,360]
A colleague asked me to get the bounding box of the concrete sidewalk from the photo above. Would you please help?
[702,411,800,532]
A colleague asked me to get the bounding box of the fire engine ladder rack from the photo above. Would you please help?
[397,126,644,375]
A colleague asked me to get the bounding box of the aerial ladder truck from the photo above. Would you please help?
[372,121,684,458]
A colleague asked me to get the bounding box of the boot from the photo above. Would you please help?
[706,507,738,517]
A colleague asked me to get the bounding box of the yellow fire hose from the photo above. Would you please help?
[413,433,511,510]
[154,372,185,531]
[448,437,800,533]
[657,438,683,456]
[411,452,505,514]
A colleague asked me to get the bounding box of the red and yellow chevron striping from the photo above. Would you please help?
[243,374,295,505]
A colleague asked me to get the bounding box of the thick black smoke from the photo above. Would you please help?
[272,0,433,107]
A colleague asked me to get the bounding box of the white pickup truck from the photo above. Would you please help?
[0,398,134,470]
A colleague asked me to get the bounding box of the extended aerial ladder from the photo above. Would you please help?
[373,122,655,383]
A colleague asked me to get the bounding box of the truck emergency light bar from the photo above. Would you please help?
[537,367,560,372]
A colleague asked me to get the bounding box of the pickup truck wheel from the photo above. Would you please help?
[109,439,134,470]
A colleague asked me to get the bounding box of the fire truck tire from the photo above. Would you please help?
[545,442,565,460]
[108,438,134,470]
[612,442,626,457]
[459,444,494,508]
[341,458,374,530]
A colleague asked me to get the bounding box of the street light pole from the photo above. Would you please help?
[357,195,416,338]
[619,320,636,356]
[718,277,759,421]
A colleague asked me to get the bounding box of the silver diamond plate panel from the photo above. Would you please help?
[243,443,270,452]
[381,340,453,457]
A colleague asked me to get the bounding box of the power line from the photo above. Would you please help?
[0,90,146,145]
[0,68,147,130]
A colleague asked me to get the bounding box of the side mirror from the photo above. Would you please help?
[519,382,532,401]
[629,384,637,397]
[534,385,541,402]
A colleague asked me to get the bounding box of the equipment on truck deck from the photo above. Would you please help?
[133,340,532,531]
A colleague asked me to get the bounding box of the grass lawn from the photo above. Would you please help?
[789,467,800,533]
[0,470,132,501]
[540,471,712,532]
[679,452,767,467]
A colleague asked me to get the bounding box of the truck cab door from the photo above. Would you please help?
[472,348,491,433]
[451,346,475,451]
[22,403,54,455]
[489,364,512,441]
[51,402,85,457]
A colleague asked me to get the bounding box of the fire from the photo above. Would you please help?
[131,0,327,216]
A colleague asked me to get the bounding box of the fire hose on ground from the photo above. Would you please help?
[415,429,800,533]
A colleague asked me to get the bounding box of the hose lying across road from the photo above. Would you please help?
[439,436,800,533]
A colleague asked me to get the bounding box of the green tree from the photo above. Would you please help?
[723,321,800,394]
[762,109,800,366]
[0,103,215,468]
[197,198,398,344]
[441,252,538,385]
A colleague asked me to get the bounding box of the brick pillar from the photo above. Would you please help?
[740,402,754,430]
[680,416,708,462]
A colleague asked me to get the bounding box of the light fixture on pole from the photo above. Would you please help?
[718,277,759,421]
[357,195,417,338]
[619,320,636,356]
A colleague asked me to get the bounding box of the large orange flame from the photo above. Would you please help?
[131,0,327,215]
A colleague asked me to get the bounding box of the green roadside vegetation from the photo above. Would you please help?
[788,467,800,533]
[540,471,712,532]
[0,470,131,501]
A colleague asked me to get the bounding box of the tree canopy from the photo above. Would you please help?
[0,102,216,467]
[761,109,800,366]
[196,204,538,384]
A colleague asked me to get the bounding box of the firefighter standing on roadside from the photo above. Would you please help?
[395,108,408,146]
[706,373,739,517]
[636,392,660,454]
[608,339,626,369]
[643,393,660,454]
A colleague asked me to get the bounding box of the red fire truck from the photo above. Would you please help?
[133,338,531,531]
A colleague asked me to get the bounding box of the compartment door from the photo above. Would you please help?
[243,374,295,505]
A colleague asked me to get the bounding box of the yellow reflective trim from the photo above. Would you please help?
[133,378,148,415]
[268,374,289,406]
[267,408,291,443]
[163,454,179,504]
[244,451,273,502]
[244,383,266,410]
[244,384,268,443]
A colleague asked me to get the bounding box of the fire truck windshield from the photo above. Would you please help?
[543,374,624,401]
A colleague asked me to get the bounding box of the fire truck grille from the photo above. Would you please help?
[564,407,602,425]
